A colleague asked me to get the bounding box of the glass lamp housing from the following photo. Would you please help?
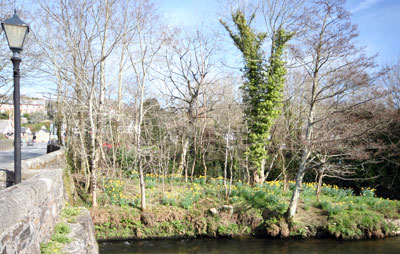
[1,11,29,53]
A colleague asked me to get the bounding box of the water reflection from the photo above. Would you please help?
[100,237,400,254]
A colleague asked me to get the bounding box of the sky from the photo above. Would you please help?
[159,0,400,65]
[346,0,400,65]
[3,0,399,97]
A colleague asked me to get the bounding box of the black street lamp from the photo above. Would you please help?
[1,10,29,184]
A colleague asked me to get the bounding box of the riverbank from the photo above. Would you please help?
[90,175,400,241]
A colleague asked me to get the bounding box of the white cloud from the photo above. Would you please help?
[351,0,384,13]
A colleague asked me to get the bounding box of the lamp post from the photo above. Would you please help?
[1,10,29,184]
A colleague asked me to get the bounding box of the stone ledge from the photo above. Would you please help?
[22,149,65,170]
[62,208,99,254]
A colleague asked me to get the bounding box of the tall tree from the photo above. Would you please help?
[220,10,292,183]
[126,0,164,210]
[162,28,218,182]
[286,0,377,219]
[37,0,127,207]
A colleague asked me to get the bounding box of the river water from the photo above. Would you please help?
[99,237,400,254]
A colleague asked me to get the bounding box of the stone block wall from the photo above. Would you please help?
[22,149,65,170]
[0,149,65,190]
[0,168,64,254]
[62,208,99,254]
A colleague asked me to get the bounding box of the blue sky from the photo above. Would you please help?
[347,0,400,65]
[4,0,398,96]
[159,0,400,65]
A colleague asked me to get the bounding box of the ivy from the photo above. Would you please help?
[221,11,293,171]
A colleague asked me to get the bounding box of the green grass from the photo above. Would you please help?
[61,206,82,223]
[40,222,71,254]
[40,205,83,253]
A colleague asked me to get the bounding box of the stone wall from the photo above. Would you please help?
[0,168,64,254]
[22,149,65,170]
[0,149,65,190]
[62,208,99,254]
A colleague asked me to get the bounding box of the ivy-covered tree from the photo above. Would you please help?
[220,10,293,183]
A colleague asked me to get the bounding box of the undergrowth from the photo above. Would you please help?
[92,174,400,240]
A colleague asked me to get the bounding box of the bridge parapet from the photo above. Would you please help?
[0,168,64,254]
[0,149,98,254]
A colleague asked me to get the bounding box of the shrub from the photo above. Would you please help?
[318,200,345,216]
[146,179,157,189]
[180,191,201,209]
[361,187,375,198]
[193,175,207,185]
[41,222,72,254]
[103,179,130,206]
[161,192,178,206]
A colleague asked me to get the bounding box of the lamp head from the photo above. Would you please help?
[1,10,30,54]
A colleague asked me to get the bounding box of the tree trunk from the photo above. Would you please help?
[254,158,266,184]
[228,153,234,197]
[316,167,325,202]
[202,151,207,183]
[88,88,98,208]
[286,148,308,219]
[138,160,146,210]
[179,137,189,182]
[280,148,288,192]
[224,136,229,199]
[265,152,279,180]
[286,109,314,220]
[55,68,64,145]
[245,153,250,185]
[190,130,198,180]
[137,78,146,211]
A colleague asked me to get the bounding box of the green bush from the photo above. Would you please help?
[180,191,201,209]
[161,192,178,206]
[145,179,157,189]
[0,112,9,119]
[318,200,346,216]
[22,122,50,132]
[361,187,375,197]
[103,179,130,206]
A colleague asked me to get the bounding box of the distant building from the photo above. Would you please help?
[1,118,13,138]
[36,126,50,143]
[21,127,33,142]
[0,98,46,114]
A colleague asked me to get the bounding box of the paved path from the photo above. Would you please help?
[0,142,47,170]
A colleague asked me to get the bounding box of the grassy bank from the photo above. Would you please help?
[90,174,400,240]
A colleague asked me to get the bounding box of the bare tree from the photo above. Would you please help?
[161,28,219,182]
[286,0,378,219]
[385,58,400,110]
[122,0,165,210]
[37,0,128,207]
